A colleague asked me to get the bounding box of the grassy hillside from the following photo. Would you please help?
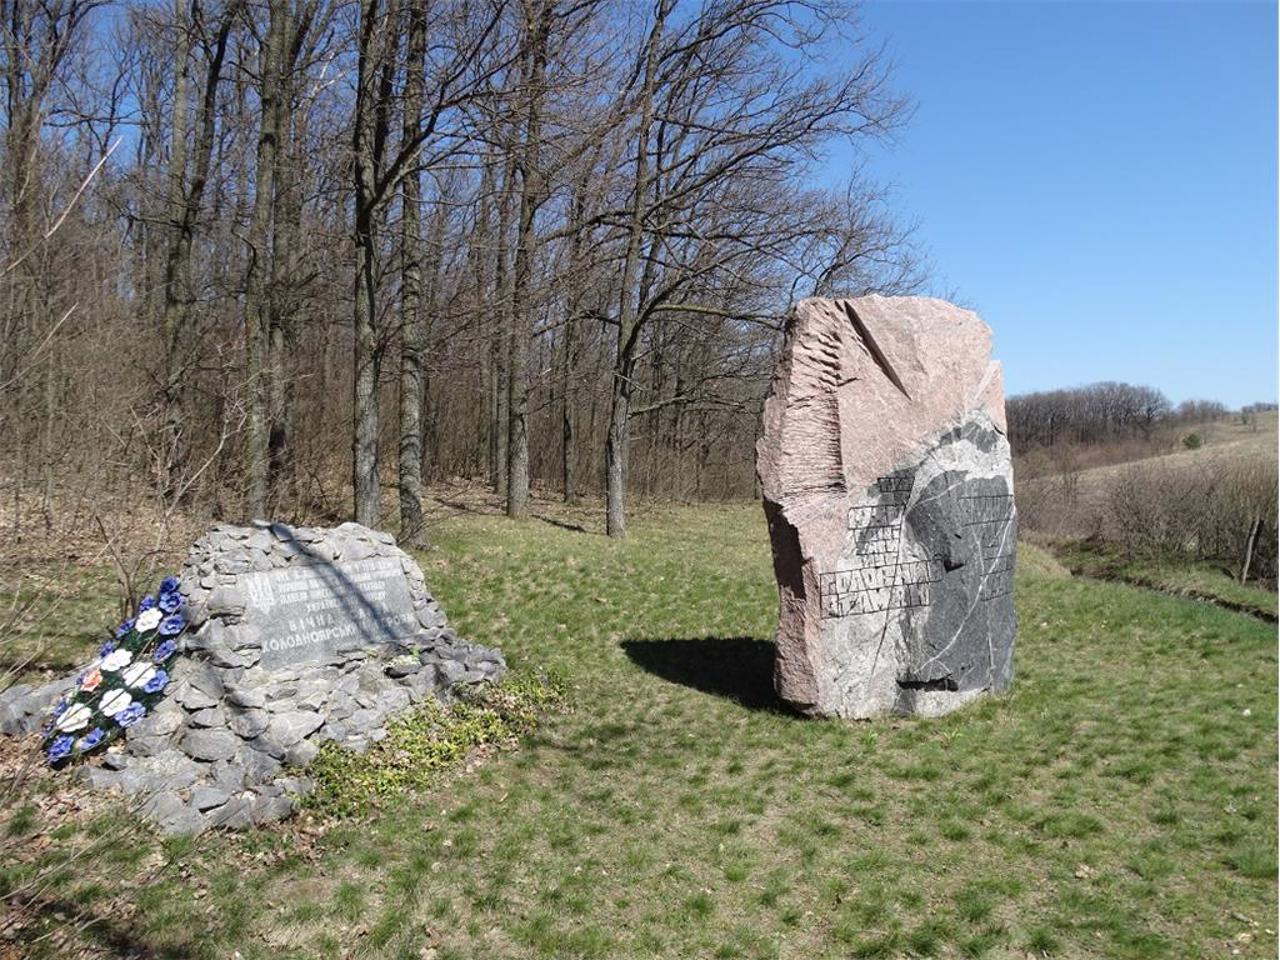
[1020,414,1277,531]
[1018,414,1278,601]
[1179,412,1278,456]
[3,500,1276,959]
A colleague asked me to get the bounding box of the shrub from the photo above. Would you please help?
[1182,433,1203,450]
[1104,459,1278,583]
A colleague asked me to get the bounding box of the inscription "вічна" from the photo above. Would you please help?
[960,494,1015,552]
[819,475,921,618]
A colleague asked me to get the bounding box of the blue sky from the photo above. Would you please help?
[836,0,1277,408]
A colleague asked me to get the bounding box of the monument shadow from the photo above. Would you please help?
[27,894,198,959]
[621,636,793,714]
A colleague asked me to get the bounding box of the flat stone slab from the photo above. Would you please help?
[240,555,418,668]
[757,296,1017,719]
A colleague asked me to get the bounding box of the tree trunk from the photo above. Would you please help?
[352,218,381,525]
[606,1,666,538]
[268,56,301,509]
[159,0,192,495]
[507,0,551,518]
[1240,517,1262,584]
[352,0,383,526]
[473,162,497,487]
[243,0,285,519]
[492,153,516,497]
[398,2,427,545]
[605,370,631,537]
[559,151,598,506]
[561,312,577,504]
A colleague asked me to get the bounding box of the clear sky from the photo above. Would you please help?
[839,0,1277,408]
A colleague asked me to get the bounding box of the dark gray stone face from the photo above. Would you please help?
[244,555,419,669]
[811,414,1017,717]
[879,423,1016,712]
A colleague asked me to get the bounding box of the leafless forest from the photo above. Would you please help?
[0,0,924,546]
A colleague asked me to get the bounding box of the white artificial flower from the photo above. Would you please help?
[99,689,133,717]
[55,703,92,732]
[100,648,133,672]
[122,661,156,690]
[135,608,163,633]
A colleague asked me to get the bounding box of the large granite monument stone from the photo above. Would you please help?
[756,296,1016,719]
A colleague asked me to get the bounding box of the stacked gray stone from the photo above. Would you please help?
[0,521,505,835]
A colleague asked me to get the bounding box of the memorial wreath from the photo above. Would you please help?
[40,575,189,766]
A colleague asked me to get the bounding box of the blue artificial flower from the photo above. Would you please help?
[158,614,186,637]
[98,640,116,658]
[52,698,69,717]
[143,669,169,694]
[77,727,105,752]
[114,618,135,639]
[46,735,74,763]
[115,703,146,727]
[137,595,157,613]
[158,591,182,614]
[159,575,181,594]
[152,639,177,663]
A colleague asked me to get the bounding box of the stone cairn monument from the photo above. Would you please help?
[756,296,1016,719]
[0,522,505,833]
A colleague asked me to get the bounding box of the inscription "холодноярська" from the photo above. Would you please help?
[818,559,939,618]
[243,555,419,668]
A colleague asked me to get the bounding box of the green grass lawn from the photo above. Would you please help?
[1050,539,1278,622]
[3,501,1277,959]
[0,563,123,682]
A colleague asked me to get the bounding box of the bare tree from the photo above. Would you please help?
[243,0,287,517]
[351,0,508,526]
[0,0,927,541]
[600,0,908,536]
[397,1,428,544]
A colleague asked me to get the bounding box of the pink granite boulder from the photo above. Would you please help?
[757,296,1016,718]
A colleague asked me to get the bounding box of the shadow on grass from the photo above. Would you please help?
[12,893,198,959]
[433,496,490,517]
[531,513,590,534]
[621,636,794,713]
[433,495,592,535]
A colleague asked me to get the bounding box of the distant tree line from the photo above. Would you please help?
[1174,399,1230,424]
[0,0,922,542]
[1241,402,1278,418]
[1007,382,1231,452]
